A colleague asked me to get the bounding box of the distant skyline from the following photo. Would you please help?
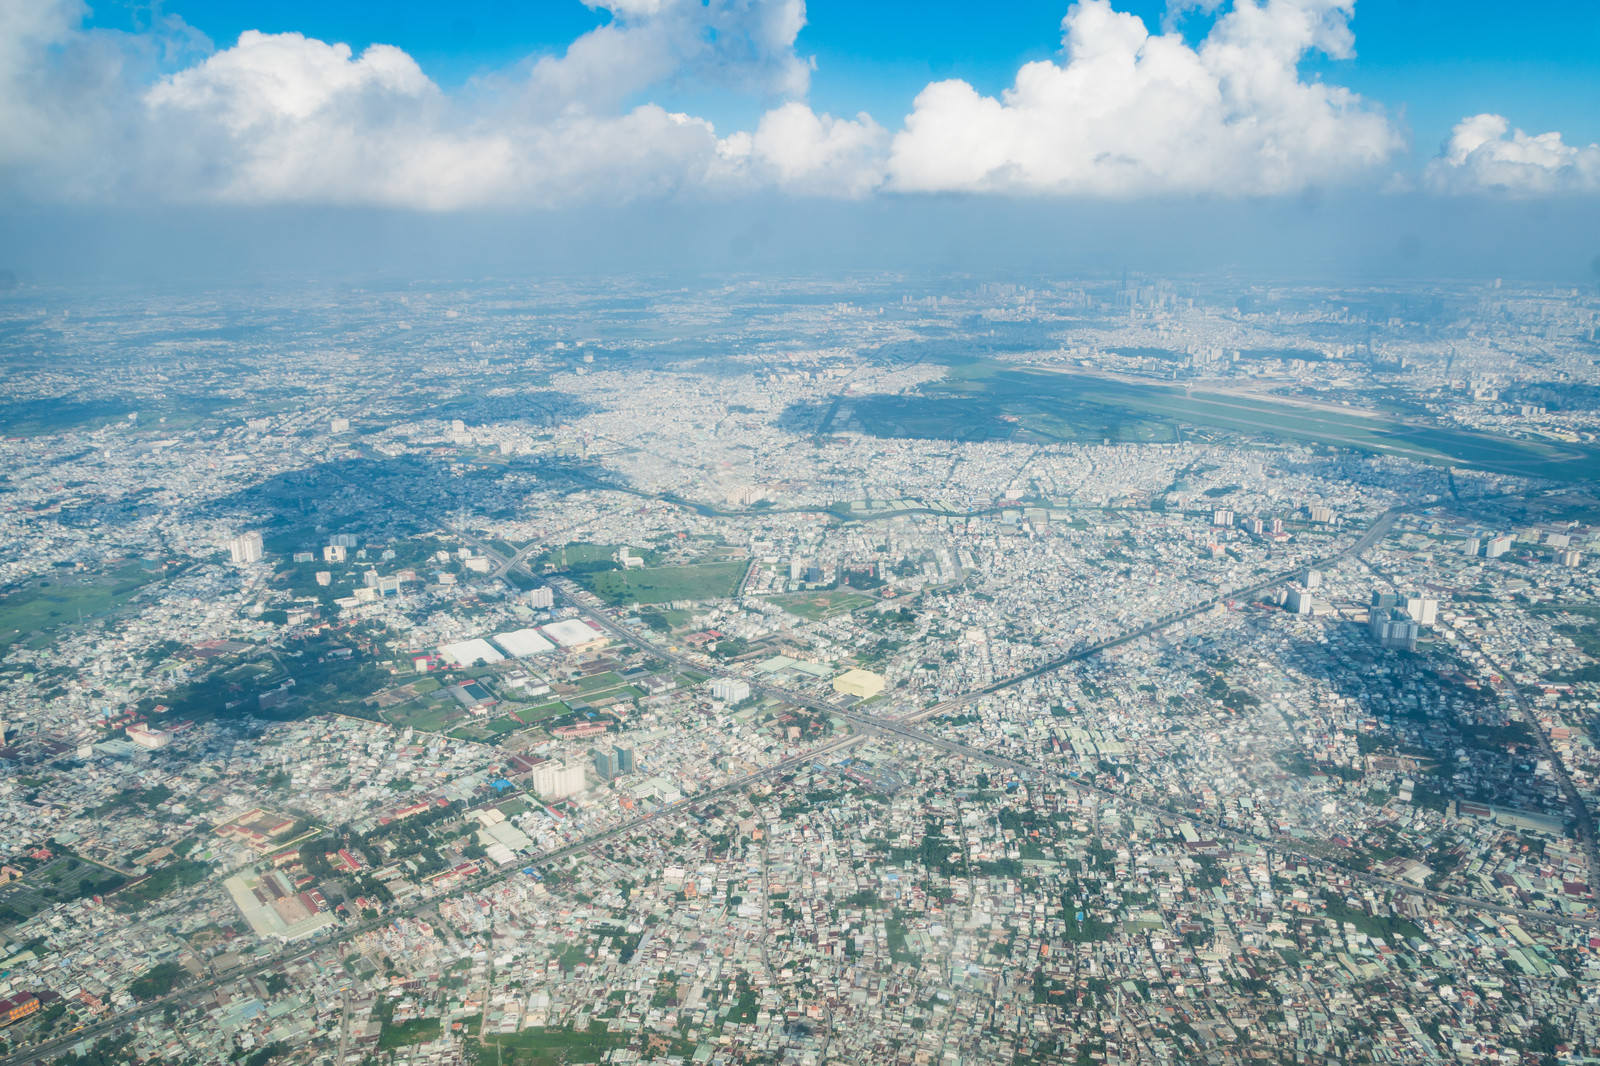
[4,0,1597,211]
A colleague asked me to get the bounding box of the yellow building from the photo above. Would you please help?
[832,668,885,700]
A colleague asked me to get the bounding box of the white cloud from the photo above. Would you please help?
[1425,113,1600,195]
[0,0,207,201]
[726,102,888,197]
[526,0,811,115]
[888,0,1401,196]
[2,0,1593,209]
[0,0,835,209]
[143,31,518,209]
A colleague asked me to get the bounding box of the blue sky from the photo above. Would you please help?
[6,0,1599,281]
[94,0,1600,159]
[3,0,1594,213]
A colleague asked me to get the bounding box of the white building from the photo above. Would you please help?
[711,678,751,703]
[228,531,264,564]
[1404,596,1438,626]
[530,761,587,800]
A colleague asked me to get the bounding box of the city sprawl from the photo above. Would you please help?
[2,274,1600,1065]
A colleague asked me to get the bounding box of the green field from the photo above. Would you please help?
[483,1025,638,1066]
[112,861,211,911]
[379,1018,442,1050]
[0,394,234,437]
[809,362,1600,482]
[386,700,463,733]
[0,854,128,928]
[773,590,877,620]
[579,561,748,605]
[576,671,627,692]
[0,562,163,653]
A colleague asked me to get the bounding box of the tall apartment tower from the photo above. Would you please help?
[1405,596,1438,626]
[228,531,264,564]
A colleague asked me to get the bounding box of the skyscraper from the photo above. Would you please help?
[228,531,264,564]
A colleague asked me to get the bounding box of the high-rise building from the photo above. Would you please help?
[1486,534,1513,559]
[593,750,618,780]
[1212,509,1234,528]
[530,761,586,800]
[323,544,347,563]
[526,586,554,609]
[711,678,751,703]
[1559,549,1583,568]
[1370,608,1418,651]
[330,417,350,434]
[1465,536,1481,557]
[1285,588,1313,615]
[614,745,635,775]
[228,531,264,564]
[1404,596,1438,626]
[1303,568,1322,589]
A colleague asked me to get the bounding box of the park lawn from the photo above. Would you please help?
[0,561,163,654]
[579,561,747,605]
[379,1018,442,1050]
[638,606,696,631]
[112,861,211,911]
[773,590,876,621]
[522,701,571,721]
[575,671,626,693]
[540,542,623,569]
[391,702,462,733]
[484,1025,635,1066]
[0,853,128,927]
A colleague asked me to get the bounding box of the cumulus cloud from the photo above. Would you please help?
[0,0,207,200]
[1,0,1592,209]
[0,0,857,208]
[526,0,811,114]
[888,0,1401,196]
[1425,113,1600,195]
[724,102,888,197]
[133,0,831,208]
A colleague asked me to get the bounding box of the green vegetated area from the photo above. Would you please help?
[138,629,391,726]
[0,853,128,929]
[481,1024,651,1066]
[798,361,1599,480]
[112,860,211,911]
[379,1018,442,1050]
[578,561,747,605]
[0,394,234,437]
[128,960,186,1001]
[0,560,164,654]
[773,589,877,620]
